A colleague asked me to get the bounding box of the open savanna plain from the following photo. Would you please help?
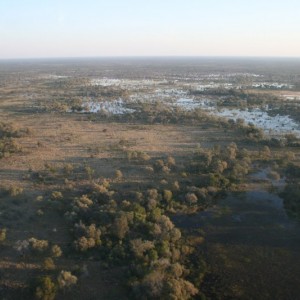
[0,58,300,300]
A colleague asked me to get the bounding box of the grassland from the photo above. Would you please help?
[0,58,300,300]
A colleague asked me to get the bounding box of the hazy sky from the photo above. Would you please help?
[1,0,300,58]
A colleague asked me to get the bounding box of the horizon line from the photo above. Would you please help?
[1,55,300,61]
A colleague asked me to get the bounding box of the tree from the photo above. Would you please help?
[130,239,155,259]
[185,193,198,206]
[112,214,129,240]
[163,190,173,203]
[74,236,95,252]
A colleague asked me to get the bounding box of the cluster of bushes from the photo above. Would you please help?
[0,121,30,138]
[189,88,281,108]
[33,270,77,300]
[13,236,72,299]
[188,143,252,184]
[42,97,93,113]
[36,142,259,298]
[25,141,288,299]
[30,162,93,185]
[14,237,62,257]
[47,172,207,299]
[126,150,151,162]
[0,139,22,159]
[113,101,225,128]
[0,122,29,158]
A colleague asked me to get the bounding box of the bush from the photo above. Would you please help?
[73,222,101,251]
[51,245,62,258]
[35,276,57,300]
[0,139,22,158]
[185,193,198,206]
[0,228,6,242]
[8,185,23,197]
[74,195,93,209]
[85,166,95,180]
[28,238,49,253]
[51,191,63,200]
[43,258,55,270]
[127,151,151,162]
[163,190,173,203]
[57,271,77,289]
[63,163,74,175]
[74,236,95,252]
[167,156,176,167]
[0,122,30,139]
[115,169,123,180]
[112,214,129,240]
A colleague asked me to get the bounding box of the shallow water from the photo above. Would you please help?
[82,77,300,137]
[214,107,300,136]
[172,180,300,299]
[175,98,300,137]
[80,99,136,115]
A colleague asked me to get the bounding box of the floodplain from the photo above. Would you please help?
[0,57,300,300]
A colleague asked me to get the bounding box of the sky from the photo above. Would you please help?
[0,0,300,59]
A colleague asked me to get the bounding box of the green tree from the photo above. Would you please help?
[35,276,57,300]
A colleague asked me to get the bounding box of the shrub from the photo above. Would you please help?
[85,166,95,180]
[29,238,49,253]
[43,258,55,270]
[74,194,93,209]
[172,181,180,192]
[132,269,198,300]
[51,191,63,200]
[8,185,23,197]
[51,245,62,258]
[138,151,151,162]
[145,166,154,173]
[112,214,129,240]
[154,159,164,172]
[185,193,198,206]
[36,209,44,216]
[73,222,101,251]
[74,236,96,252]
[57,271,77,289]
[163,190,173,203]
[115,169,123,180]
[63,163,74,175]
[167,156,176,167]
[146,189,159,200]
[130,239,155,259]
[162,166,171,174]
[0,228,6,242]
[127,150,151,162]
[35,276,57,300]
[147,198,157,210]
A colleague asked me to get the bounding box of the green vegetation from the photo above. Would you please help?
[0,122,31,159]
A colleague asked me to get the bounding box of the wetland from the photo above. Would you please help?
[0,57,300,299]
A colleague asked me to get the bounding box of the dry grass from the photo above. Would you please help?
[0,96,228,298]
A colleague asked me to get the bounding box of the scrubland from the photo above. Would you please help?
[0,58,300,299]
